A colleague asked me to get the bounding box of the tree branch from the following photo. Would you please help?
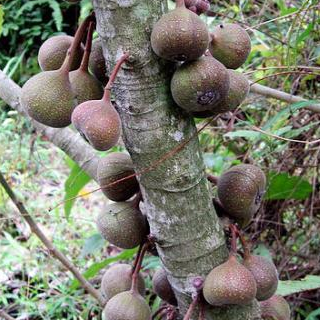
[249,82,320,113]
[0,310,16,320]
[0,171,106,307]
[0,70,99,180]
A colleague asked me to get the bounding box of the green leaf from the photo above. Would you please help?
[266,171,312,200]
[70,248,138,290]
[306,308,320,320]
[277,275,320,296]
[253,244,273,262]
[64,157,92,220]
[296,23,314,45]
[79,233,105,259]
[0,5,4,36]
[262,101,319,131]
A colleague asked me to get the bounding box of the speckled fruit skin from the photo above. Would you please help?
[192,69,249,118]
[243,255,278,301]
[89,38,108,85]
[171,56,230,113]
[152,268,177,306]
[101,264,145,302]
[151,6,209,62]
[20,69,75,128]
[97,152,140,202]
[96,202,148,249]
[217,164,266,227]
[69,69,104,105]
[103,291,151,320]
[203,255,257,306]
[71,99,121,151]
[209,23,251,69]
[260,295,291,320]
[38,35,83,71]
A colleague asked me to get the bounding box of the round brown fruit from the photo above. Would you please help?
[101,264,145,302]
[171,55,230,113]
[97,152,140,202]
[96,202,148,249]
[209,23,251,69]
[151,2,209,62]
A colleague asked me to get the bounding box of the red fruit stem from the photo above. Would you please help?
[79,21,95,72]
[131,241,149,294]
[176,0,186,8]
[198,302,205,320]
[152,306,168,320]
[103,52,130,102]
[207,174,218,184]
[131,242,143,276]
[60,12,95,74]
[238,231,251,259]
[229,224,238,255]
[183,295,199,320]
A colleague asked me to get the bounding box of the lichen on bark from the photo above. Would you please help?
[92,0,261,318]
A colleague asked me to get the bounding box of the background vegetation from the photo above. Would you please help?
[0,0,319,319]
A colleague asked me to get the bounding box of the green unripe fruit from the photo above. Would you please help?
[97,152,140,202]
[217,164,266,227]
[209,23,251,69]
[152,268,177,306]
[151,2,209,62]
[260,295,291,320]
[243,254,278,301]
[38,35,83,71]
[20,68,75,128]
[203,255,257,306]
[171,55,230,113]
[103,291,151,320]
[101,264,145,302]
[96,202,148,249]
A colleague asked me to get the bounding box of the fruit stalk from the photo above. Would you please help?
[207,174,218,184]
[131,241,149,293]
[103,52,130,101]
[176,0,186,8]
[62,13,95,73]
[182,295,199,320]
[79,21,95,72]
[229,224,238,255]
[238,230,251,259]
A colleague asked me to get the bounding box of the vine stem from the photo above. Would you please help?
[79,21,95,72]
[0,171,106,307]
[103,52,130,101]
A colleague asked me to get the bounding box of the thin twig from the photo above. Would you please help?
[0,171,106,307]
[0,310,16,320]
[249,82,320,113]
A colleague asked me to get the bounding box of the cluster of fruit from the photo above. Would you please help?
[18,1,291,319]
[20,14,124,153]
[151,0,250,119]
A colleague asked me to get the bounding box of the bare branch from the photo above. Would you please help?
[0,70,99,180]
[249,82,320,113]
[0,171,106,307]
[0,310,16,320]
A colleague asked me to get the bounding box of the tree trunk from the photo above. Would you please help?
[92,1,260,319]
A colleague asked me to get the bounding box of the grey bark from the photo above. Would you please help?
[93,1,260,319]
[0,70,99,180]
